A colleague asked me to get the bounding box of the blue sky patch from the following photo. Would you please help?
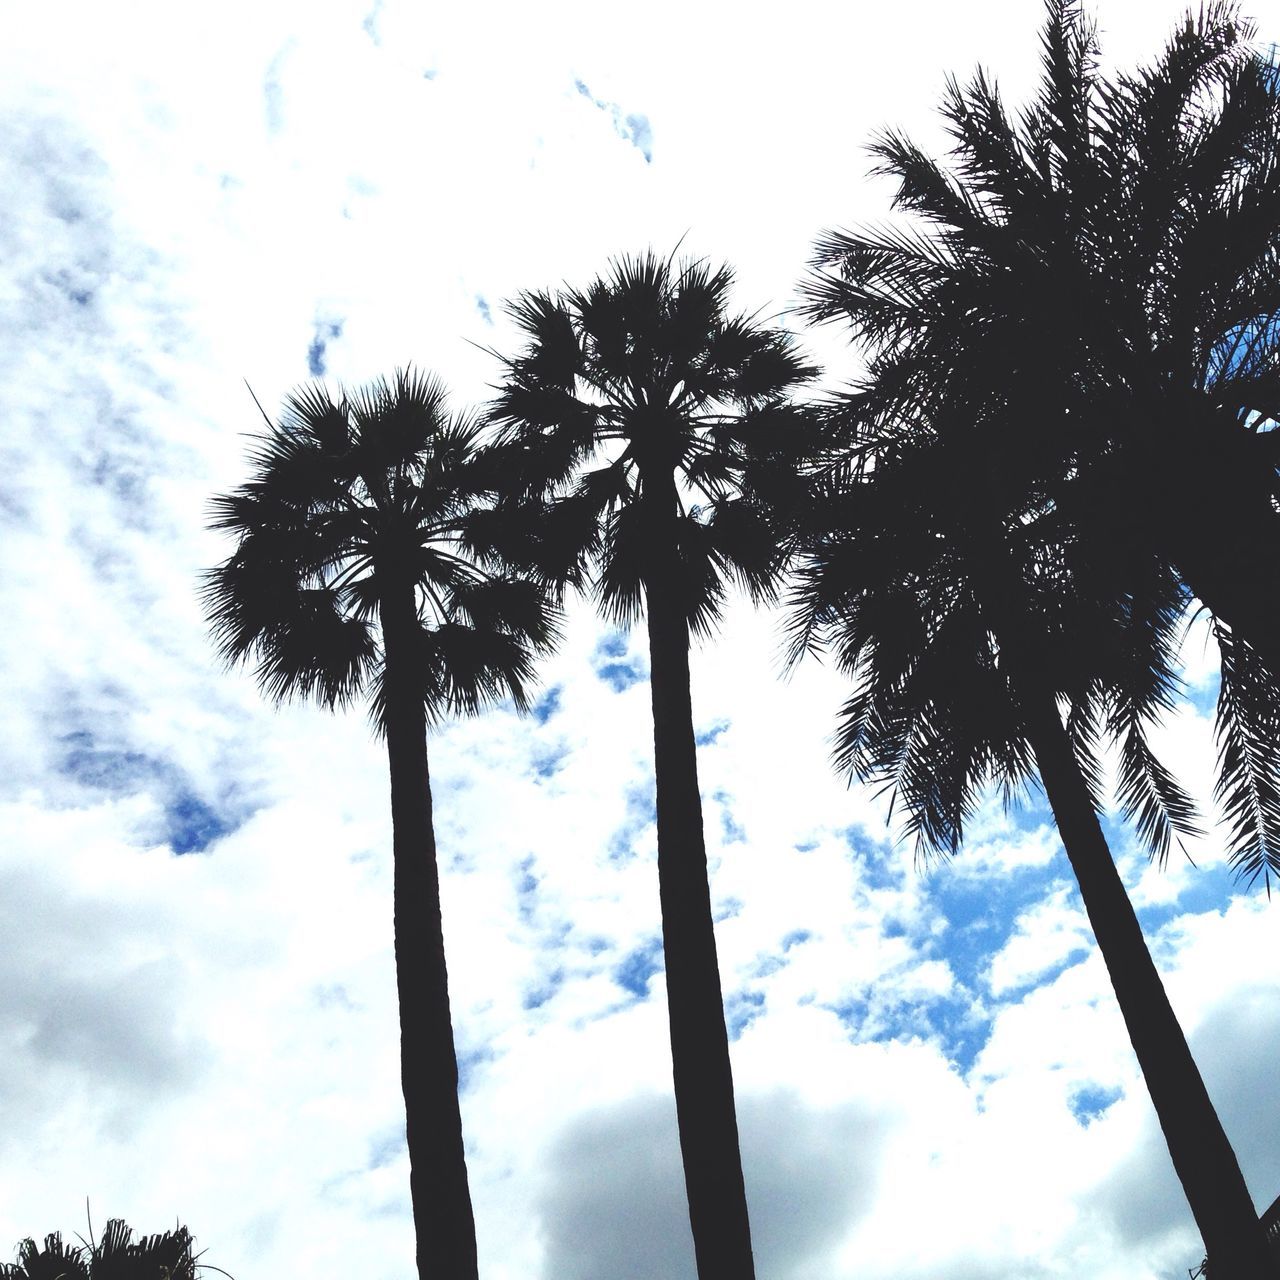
[1069,1083,1123,1126]
[607,781,656,860]
[165,790,236,855]
[456,1045,494,1092]
[516,855,539,923]
[59,729,151,791]
[782,928,811,950]
[573,79,653,163]
[1207,313,1280,385]
[475,295,493,325]
[592,632,646,691]
[696,719,729,746]
[366,1128,406,1170]
[920,993,990,1073]
[832,993,870,1032]
[522,968,564,1011]
[726,989,765,1040]
[927,859,1067,994]
[596,631,628,658]
[46,266,94,308]
[844,830,905,891]
[613,938,663,997]
[57,728,243,854]
[714,790,746,844]
[307,318,344,377]
[596,658,645,691]
[1133,860,1238,937]
[532,684,562,725]
[532,741,570,780]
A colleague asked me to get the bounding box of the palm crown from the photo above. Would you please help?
[799,0,1280,883]
[485,250,817,621]
[203,368,556,724]
[786,386,1198,862]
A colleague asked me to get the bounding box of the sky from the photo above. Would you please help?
[1,1,1278,1277]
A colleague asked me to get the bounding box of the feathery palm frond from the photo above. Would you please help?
[798,0,1280,876]
[1214,622,1280,888]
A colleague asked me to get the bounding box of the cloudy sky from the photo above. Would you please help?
[2,1,1278,1277]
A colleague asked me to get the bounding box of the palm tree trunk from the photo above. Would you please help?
[380,583,479,1280]
[642,477,757,1280]
[1020,683,1272,1279]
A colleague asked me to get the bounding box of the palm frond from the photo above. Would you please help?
[1214,622,1280,887]
[488,246,817,638]
[206,368,557,727]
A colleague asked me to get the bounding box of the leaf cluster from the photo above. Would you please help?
[796,0,1280,882]
[484,249,820,636]
[203,368,559,730]
[0,1219,229,1280]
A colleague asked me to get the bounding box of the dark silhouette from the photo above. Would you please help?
[803,0,1280,885]
[485,250,816,1279]
[788,331,1273,1276]
[1,1217,227,1280]
[204,370,557,1280]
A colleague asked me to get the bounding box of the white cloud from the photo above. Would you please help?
[987,887,1094,996]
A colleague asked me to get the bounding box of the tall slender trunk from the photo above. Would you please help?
[381,583,479,1280]
[1019,683,1272,1279]
[642,470,757,1280]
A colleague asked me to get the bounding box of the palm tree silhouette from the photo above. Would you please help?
[485,250,815,1279]
[1,1217,226,1280]
[204,369,557,1280]
[785,371,1273,1276]
[803,0,1280,884]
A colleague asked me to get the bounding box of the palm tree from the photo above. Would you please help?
[802,0,1280,883]
[1,1217,227,1280]
[485,250,816,1279]
[784,367,1274,1275]
[204,369,557,1280]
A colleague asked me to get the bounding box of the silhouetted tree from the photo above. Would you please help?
[486,250,815,1279]
[785,372,1273,1276]
[1,1217,224,1280]
[204,369,557,1280]
[803,0,1280,885]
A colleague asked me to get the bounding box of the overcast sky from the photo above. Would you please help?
[2,1,1278,1277]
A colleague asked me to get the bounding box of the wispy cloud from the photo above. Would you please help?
[573,79,654,163]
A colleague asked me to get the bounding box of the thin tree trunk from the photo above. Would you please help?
[642,474,757,1280]
[1020,683,1272,1280]
[381,583,479,1280]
